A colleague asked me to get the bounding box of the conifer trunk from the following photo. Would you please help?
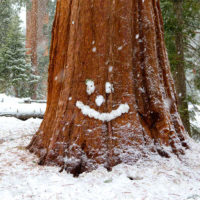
[28,0,189,176]
[26,0,49,99]
[172,0,191,135]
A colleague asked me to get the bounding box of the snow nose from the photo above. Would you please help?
[95,95,105,107]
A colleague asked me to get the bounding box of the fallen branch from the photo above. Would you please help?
[0,112,44,120]
[22,99,47,104]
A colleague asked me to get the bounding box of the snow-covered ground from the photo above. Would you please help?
[1,94,200,200]
[0,94,46,118]
[0,118,200,200]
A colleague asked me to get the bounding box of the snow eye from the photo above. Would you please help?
[86,79,95,95]
[105,82,114,94]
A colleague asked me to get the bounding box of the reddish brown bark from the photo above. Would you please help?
[26,4,32,55]
[26,0,49,99]
[28,0,189,176]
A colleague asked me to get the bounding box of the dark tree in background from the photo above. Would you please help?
[161,0,200,137]
[173,0,190,135]
[0,0,37,97]
[0,0,12,49]
[26,0,49,99]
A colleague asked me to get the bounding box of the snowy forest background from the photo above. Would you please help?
[0,0,200,138]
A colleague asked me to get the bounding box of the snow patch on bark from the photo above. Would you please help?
[92,47,96,52]
[86,80,95,95]
[95,95,105,107]
[105,82,114,94]
[164,98,172,110]
[117,46,123,51]
[109,66,113,72]
[63,156,80,166]
[76,101,130,122]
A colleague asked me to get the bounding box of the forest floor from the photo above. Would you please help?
[0,94,200,200]
[0,117,200,200]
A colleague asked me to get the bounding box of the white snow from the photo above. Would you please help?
[1,95,200,200]
[1,117,200,200]
[76,101,129,122]
[164,98,172,110]
[136,34,139,39]
[109,66,113,72]
[189,104,200,137]
[105,82,114,94]
[95,95,105,107]
[86,80,95,95]
[118,46,123,51]
[92,47,97,52]
[0,94,46,117]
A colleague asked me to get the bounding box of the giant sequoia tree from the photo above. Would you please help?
[28,0,189,176]
[26,0,49,99]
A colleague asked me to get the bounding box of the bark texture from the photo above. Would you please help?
[26,0,49,99]
[28,0,189,176]
[172,0,191,136]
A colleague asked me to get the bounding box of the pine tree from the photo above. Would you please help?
[0,0,13,49]
[0,12,38,97]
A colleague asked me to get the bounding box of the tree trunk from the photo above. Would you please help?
[26,0,49,99]
[172,0,191,136]
[26,2,32,56]
[28,0,189,176]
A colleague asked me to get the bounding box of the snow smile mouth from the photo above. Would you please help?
[76,101,130,122]
[75,80,130,122]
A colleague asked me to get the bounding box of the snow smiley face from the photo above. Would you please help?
[76,80,130,122]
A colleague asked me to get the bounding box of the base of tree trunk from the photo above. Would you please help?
[27,0,190,177]
[27,126,189,177]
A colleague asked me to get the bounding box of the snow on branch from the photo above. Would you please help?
[0,94,46,120]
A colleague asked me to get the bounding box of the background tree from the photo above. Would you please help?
[0,0,13,50]
[161,0,200,136]
[37,0,57,99]
[28,0,189,176]
[0,12,38,97]
[0,0,38,97]
[0,0,13,92]
[0,0,56,98]
[26,0,56,99]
